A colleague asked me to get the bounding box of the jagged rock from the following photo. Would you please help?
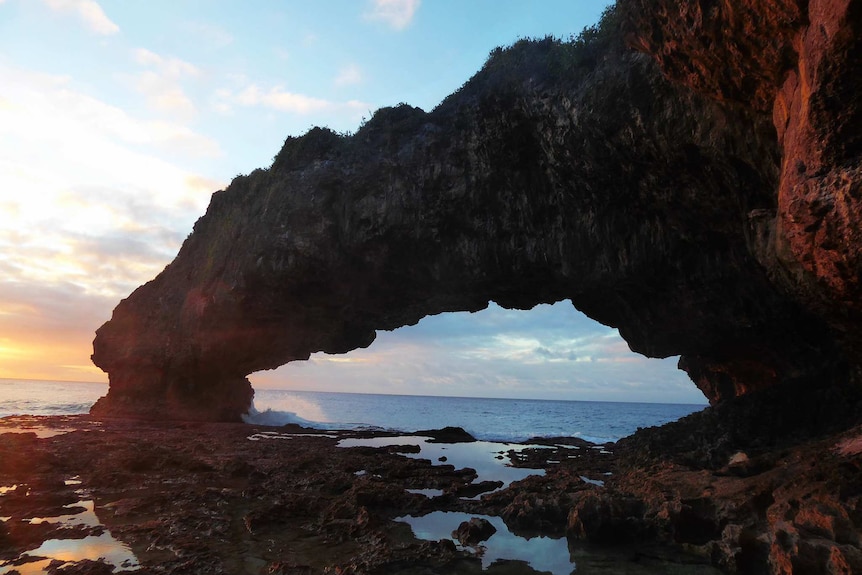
[415,427,476,443]
[3,414,860,574]
[567,491,652,544]
[90,1,860,421]
[622,0,862,400]
[452,517,497,546]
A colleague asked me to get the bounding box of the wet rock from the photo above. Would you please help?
[266,563,316,575]
[567,492,652,545]
[5,414,861,574]
[452,517,497,546]
[47,559,117,575]
[451,480,503,499]
[416,427,476,444]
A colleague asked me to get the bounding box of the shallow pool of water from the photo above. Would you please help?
[407,488,445,498]
[337,436,548,494]
[0,489,139,575]
[396,510,574,574]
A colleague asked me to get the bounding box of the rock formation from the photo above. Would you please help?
[91,1,860,421]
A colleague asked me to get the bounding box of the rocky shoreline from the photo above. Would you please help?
[2,401,860,574]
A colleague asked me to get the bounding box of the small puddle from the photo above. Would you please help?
[406,488,445,498]
[0,427,76,439]
[247,431,338,441]
[337,436,548,495]
[396,511,573,574]
[28,500,99,527]
[0,534,140,574]
[0,480,140,574]
[579,476,605,487]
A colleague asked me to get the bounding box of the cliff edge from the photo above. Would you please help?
[91,1,860,422]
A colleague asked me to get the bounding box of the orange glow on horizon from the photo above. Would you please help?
[0,336,107,384]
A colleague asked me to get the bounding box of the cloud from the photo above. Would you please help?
[42,0,119,35]
[184,22,233,49]
[334,64,363,87]
[219,83,369,116]
[237,85,331,114]
[0,279,113,382]
[251,302,706,404]
[131,48,201,118]
[134,48,200,78]
[7,63,218,157]
[364,0,420,30]
[135,72,197,117]
[0,61,221,303]
[0,61,232,382]
[333,64,362,86]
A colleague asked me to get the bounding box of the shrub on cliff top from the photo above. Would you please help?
[271,126,346,173]
[355,103,427,140]
[435,4,622,111]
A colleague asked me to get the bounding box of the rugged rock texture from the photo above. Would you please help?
[91,1,860,421]
[623,0,862,397]
[572,378,862,574]
[0,417,693,574]
[4,414,859,574]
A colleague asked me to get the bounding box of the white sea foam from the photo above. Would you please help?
[241,404,321,427]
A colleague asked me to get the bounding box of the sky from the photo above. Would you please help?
[0,0,707,404]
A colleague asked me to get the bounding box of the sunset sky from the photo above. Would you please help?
[0,0,706,404]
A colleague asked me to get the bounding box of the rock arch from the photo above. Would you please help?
[90,6,859,421]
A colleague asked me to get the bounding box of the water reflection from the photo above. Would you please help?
[396,511,574,575]
[337,436,548,493]
[0,427,75,439]
[407,488,445,498]
[20,534,138,571]
[0,493,139,574]
[28,500,99,527]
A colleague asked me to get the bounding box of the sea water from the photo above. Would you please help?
[0,379,704,442]
[0,379,108,417]
[244,389,704,443]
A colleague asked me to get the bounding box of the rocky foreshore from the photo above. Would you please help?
[2,403,860,574]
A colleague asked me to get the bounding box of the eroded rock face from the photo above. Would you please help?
[623,0,862,393]
[91,1,860,421]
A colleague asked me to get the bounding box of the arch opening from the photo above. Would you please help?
[245,300,706,436]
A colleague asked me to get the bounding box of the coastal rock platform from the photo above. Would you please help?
[2,408,860,574]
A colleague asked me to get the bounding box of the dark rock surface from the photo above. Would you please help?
[621,0,862,402]
[4,415,860,574]
[91,0,860,421]
[416,427,476,444]
[0,416,719,574]
[452,517,497,546]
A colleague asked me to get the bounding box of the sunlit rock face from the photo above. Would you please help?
[91,0,860,421]
[623,0,862,397]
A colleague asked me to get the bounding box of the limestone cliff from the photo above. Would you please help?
[91,1,860,421]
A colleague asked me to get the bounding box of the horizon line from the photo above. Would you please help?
[1,376,708,407]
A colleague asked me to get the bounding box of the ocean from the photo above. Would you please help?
[0,379,705,443]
